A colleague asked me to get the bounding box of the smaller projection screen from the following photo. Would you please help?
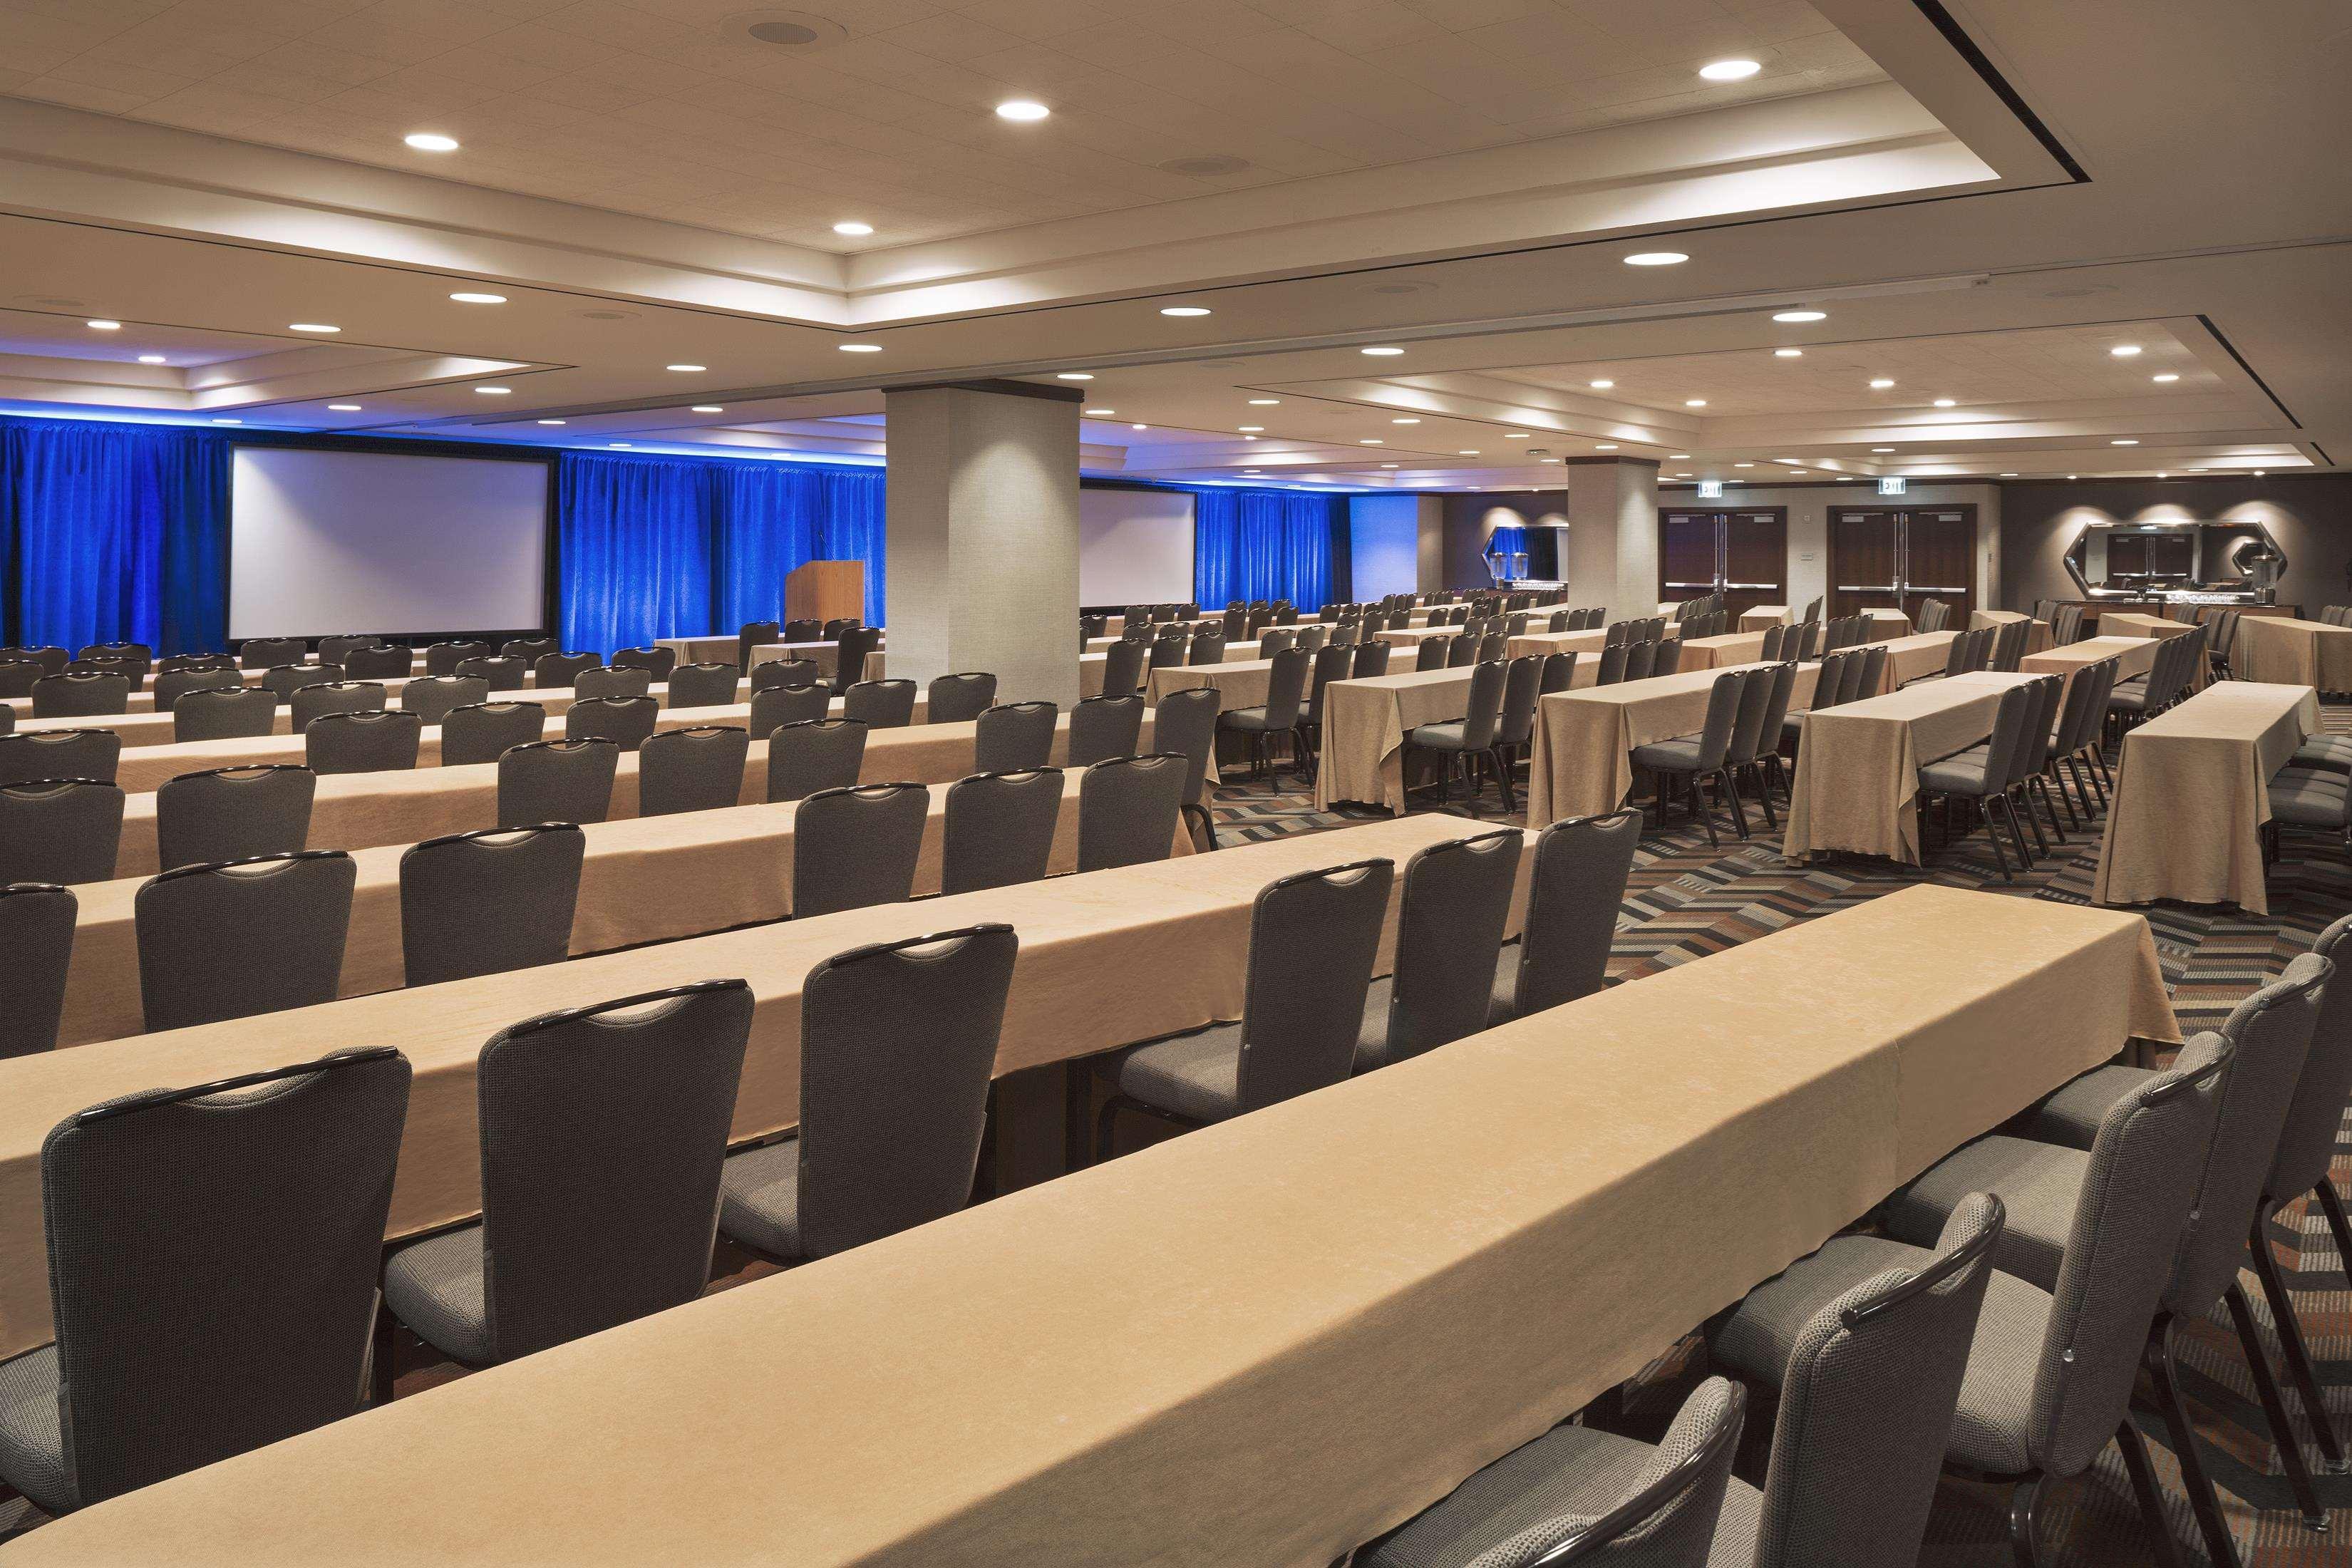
[229,447,550,639]
[1079,486,1195,606]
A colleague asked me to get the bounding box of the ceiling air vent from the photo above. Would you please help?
[723,11,847,50]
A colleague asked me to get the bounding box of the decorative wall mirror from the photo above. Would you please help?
[2062,520,2286,599]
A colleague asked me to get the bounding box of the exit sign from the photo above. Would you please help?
[1697,480,1724,499]
[1878,476,1908,495]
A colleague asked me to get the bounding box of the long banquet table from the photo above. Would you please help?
[2018,633,2161,698]
[2090,680,2321,915]
[2097,611,2197,640]
[1781,671,2040,865]
[2233,615,2352,692]
[1314,667,1480,813]
[1969,609,2054,655]
[11,679,671,748]
[0,884,2177,1567]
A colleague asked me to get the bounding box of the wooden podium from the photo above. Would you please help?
[785,560,865,626]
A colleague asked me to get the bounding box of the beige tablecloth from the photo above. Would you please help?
[0,884,2176,1568]
[1969,611,2054,656]
[1091,642,1266,700]
[1147,657,1276,711]
[1871,631,1962,686]
[1522,662,1826,827]
[1862,608,1914,636]
[2091,681,2321,915]
[749,641,887,682]
[2020,634,2160,700]
[1782,671,2039,865]
[12,679,657,749]
[1737,605,1790,631]
[2233,617,2352,692]
[2097,612,2196,640]
[1314,669,1482,813]
[1373,626,1459,652]
[1678,631,1770,670]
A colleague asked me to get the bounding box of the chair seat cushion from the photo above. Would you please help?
[2291,736,2352,771]
[1917,754,1992,793]
[0,1346,72,1517]
[2270,769,2350,827]
[1409,721,1472,751]
[1629,736,1705,770]
[2013,1064,2149,1151]
[382,1224,492,1366]
[1360,1418,1698,1568]
[1114,1024,1243,1124]
[718,1138,804,1262]
[1882,1135,2084,1294]
[1219,707,1286,734]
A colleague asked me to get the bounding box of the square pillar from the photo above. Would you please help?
[1565,459,1659,618]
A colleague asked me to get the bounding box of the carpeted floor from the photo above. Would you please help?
[1204,704,2352,1568]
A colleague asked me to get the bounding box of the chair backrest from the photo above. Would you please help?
[2267,917,2352,1207]
[335,645,406,681]
[1353,640,1392,679]
[439,701,547,768]
[830,626,884,693]
[1305,644,1355,721]
[172,685,277,742]
[1188,630,1229,665]
[0,660,43,699]
[1750,662,1799,760]
[750,683,831,741]
[259,664,346,706]
[1149,634,1187,670]
[1234,858,1396,1114]
[399,825,586,987]
[1759,624,1785,661]
[1539,651,1578,695]
[611,645,676,681]
[1621,640,1658,682]
[1415,636,1449,672]
[974,701,1059,774]
[927,672,998,725]
[532,651,602,689]
[76,641,151,672]
[1494,655,1544,747]
[475,980,751,1362]
[734,621,780,671]
[1967,684,2033,795]
[1992,618,2028,672]
[1940,629,1971,677]
[0,882,77,1058]
[2047,661,2103,757]
[501,637,559,665]
[289,680,386,732]
[399,674,490,726]
[38,1047,410,1509]
[31,671,132,718]
[1443,658,1507,752]
[153,666,245,712]
[2028,1031,2232,1477]
[153,654,231,674]
[305,708,422,775]
[1510,809,1640,1016]
[767,718,866,803]
[823,618,863,641]
[843,678,918,728]
[1150,687,1220,812]
[784,619,823,645]
[2009,676,2062,780]
[942,770,1063,895]
[1489,1378,1745,1565]
[423,641,490,676]
[793,783,929,917]
[1260,626,1298,658]
[0,779,123,885]
[1077,753,1187,872]
[239,637,305,671]
[638,725,750,817]
[135,851,355,1031]
[498,738,617,827]
[574,665,652,701]
[0,728,122,788]
[455,655,527,693]
[795,925,1018,1258]
[666,661,738,711]
[1250,648,1309,730]
[1854,645,1887,701]
[1649,639,1683,676]
[1686,671,1750,773]
[751,657,821,693]
[1100,639,1149,699]
[1380,830,1524,1063]
[1446,631,1482,668]
[155,765,315,872]
[1743,1193,2004,1568]
[1594,642,1629,686]
[564,694,659,751]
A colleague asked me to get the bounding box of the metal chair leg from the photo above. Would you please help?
[2247,1212,2348,1470]
[2115,1418,2190,1568]
[1721,768,1750,839]
[2224,1281,2331,1527]
[2007,1471,2048,1568]
[2147,1313,2251,1568]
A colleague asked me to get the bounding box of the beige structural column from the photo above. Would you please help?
[1413,495,1447,596]
[884,380,1083,706]
[1564,458,1660,619]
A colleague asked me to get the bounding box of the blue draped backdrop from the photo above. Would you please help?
[0,417,229,655]
[1190,488,1344,609]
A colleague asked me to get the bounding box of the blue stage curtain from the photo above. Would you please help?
[712,463,887,631]
[1192,488,1340,609]
[557,455,716,655]
[0,418,229,654]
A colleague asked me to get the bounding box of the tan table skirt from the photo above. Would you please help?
[749,641,887,682]
[1088,641,1265,698]
[11,679,651,749]
[1871,631,1961,686]
[1373,626,1459,651]
[1523,661,1824,827]
[2090,681,2321,915]
[107,711,1137,879]
[1862,608,1914,636]
[1147,657,1276,711]
[1737,605,1790,631]
[2097,612,2196,640]
[1782,671,2041,865]
[651,635,742,665]
[2234,616,2352,691]
[1969,610,2054,655]
[1314,668,1482,813]
[0,815,1517,1364]
[1505,628,1607,661]
[2020,634,2160,699]
[0,885,2175,1568]
[1678,630,1770,670]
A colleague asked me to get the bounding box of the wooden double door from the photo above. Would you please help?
[1658,507,1786,620]
[1827,506,1976,625]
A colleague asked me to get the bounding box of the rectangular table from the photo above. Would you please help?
[1969,610,2054,656]
[11,679,660,749]
[1314,668,1483,814]
[749,641,887,683]
[1524,661,1824,827]
[652,635,740,666]
[2233,616,2352,692]
[1737,605,1790,631]
[0,885,2176,1568]
[2098,612,2197,640]
[1373,625,1459,652]
[1872,630,1961,685]
[2020,634,2161,699]
[1782,671,2040,865]
[1086,641,1264,698]
[2091,681,2321,915]
[1677,630,1770,670]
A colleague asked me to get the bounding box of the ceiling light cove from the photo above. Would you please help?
[537,419,565,425]
[1237,425,1264,432]
[1774,349,1802,358]
[2152,373,2180,383]
[1624,252,1688,267]
[1595,443,1618,450]
[1699,58,1763,81]
[1055,372,1093,380]
[1248,398,1279,406]
[1872,447,1895,453]
[691,406,723,413]
[832,222,873,236]
[1771,309,1827,323]
[86,319,121,330]
[2109,344,2142,357]
[1684,398,1707,407]
[288,323,340,333]
[449,292,505,304]
[1869,378,1894,388]
[403,132,459,152]
[1932,398,1956,407]
[475,386,511,395]
[838,344,882,353]
[2112,438,2139,445]
[1085,408,1113,416]
[1358,439,1383,445]
[1130,423,1147,430]
[1159,306,1211,317]
[137,354,165,364]
[1391,417,1420,424]
[666,363,706,372]
[1506,432,1532,438]
[327,403,361,411]
[1669,453,1691,459]
[994,100,1050,121]
[1361,346,1404,356]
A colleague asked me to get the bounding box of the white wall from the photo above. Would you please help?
[1348,495,1421,599]
[1078,485,1195,606]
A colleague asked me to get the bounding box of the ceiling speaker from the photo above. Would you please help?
[723,10,847,50]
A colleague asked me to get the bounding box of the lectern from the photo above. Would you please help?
[785,560,865,626]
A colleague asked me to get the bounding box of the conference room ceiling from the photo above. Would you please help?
[0,0,2344,488]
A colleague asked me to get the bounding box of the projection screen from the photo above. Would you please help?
[229,447,550,639]
[1078,486,1194,606]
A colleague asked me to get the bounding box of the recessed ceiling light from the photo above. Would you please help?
[1624,252,1688,266]
[86,319,121,331]
[136,354,165,364]
[1238,425,1264,432]
[1248,398,1279,406]
[1361,346,1404,356]
[1085,408,1114,416]
[691,406,723,413]
[1676,472,1693,478]
[1872,446,1895,453]
[1836,475,1855,480]
[1359,439,1383,445]
[449,292,505,304]
[1771,309,1827,323]
[1773,349,1804,359]
[2000,473,2018,478]
[1699,58,1763,81]
[1505,432,1532,439]
[995,100,1050,120]
[832,222,873,236]
[405,132,459,152]
[1160,306,1211,317]
[537,419,565,425]
[1869,378,1894,389]
[611,442,632,448]
[1131,423,1147,430]
[1685,398,1707,407]
[1734,462,1755,468]
[2112,439,2139,445]
[1243,469,1260,473]
[1380,463,1398,468]
[289,323,340,334]
[1458,450,1480,455]
[1932,398,1956,407]
[839,344,882,353]
[1056,372,1093,381]
[2152,373,2180,383]
[1391,417,1420,424]
[2254,470,2266,477]
[327,403,361,411]
[2110,344,2142,357]
[666,363,705,372]
[475,386,511,395]
[1596,443,1618,450]
[1540,458,1562,464]
[2068,473,2078,479]
[2156,472,2168,479]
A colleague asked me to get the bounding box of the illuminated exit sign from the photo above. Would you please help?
[1696,480,1724,499]
[1878,476,1908,495]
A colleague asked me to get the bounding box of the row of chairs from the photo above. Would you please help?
[1634,664,1798,847]
[1755,619,1820,661]
[1917,662,2122,878]
[1399,654,1582,815]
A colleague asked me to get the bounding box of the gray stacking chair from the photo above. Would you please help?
[1851,644,1885,701]
[926,672,996,725]
[1445,631,1482,669]
[423,641,489,676]
[2,647,69,677]
[718,925,1016,1264]
[1187,629,1228,665]
[454,656,527,693]
[749,683,830,741]
[1539,651,1578,694]
[1294,644,1357,783]
[1066,693,1143,768]
[1362,1378,1746,1568]
[1735,661,1797,819]
[0,882,77,1058]
[564,694,659,752]
[1651,639,1685,676]
[1488,656,1544,813]
[611,645,676,682]
[134,850,355,1031]
[398,825,586,987]
[75,643,149,676]
[792,783,928,917]
[574,665,651,701]
[638,726,749,817]
[785,618,823,645]
[498,738,617,827]
[1353,639,1391,678]
[751,657,820,693]
[0,729,121,786]
[1491,809,1641,1026]
[942,770,1063,895]
[0,780,123,885]
[1915,683,2034,877]
[1098,639,1149,700]
[306,708,422,775]
[974,701,1058,773]
[376,979,752,1383]
[0,660,43,699]
[823,618,864,641]
[172,685,276,742]
[399,674,490,726]
[1149,633,1187,673]
[1259,627,1297,659]
[1593,642,1629,686]
[238,636,304,670]
[0,1047,408,1518]
[439,701,547,768]
[830,626,884,696]
[843,678,917,728]
[153,665,243,712]
[1633,669,1749,848]
[1094,858,1394,1160]
[1354,829,1523,1073]
[1076,754,1186,872]
[341,645,411,681]
[1414,636,1449,672]
[767,718,866,804]
[31,672,130,718]
[500,637,558,666]
[289,680,385,731]
[2039,664,2108,825]
[1401,659,1508,813]
[155,765,315,872]
[533,651,601,688]
[1713,1034,2233,1568]
[1782,649,1845,751]
[259,664,341,705]
[666,661,738,710]
[734,621,780,671]
[1150,686,1221,850]
[1620,639,1659,682]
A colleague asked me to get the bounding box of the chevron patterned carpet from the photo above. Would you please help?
[1206,703,2352,1567]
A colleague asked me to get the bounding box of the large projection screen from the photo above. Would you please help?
[1079,486,1194,606]
[229,447,550,639]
